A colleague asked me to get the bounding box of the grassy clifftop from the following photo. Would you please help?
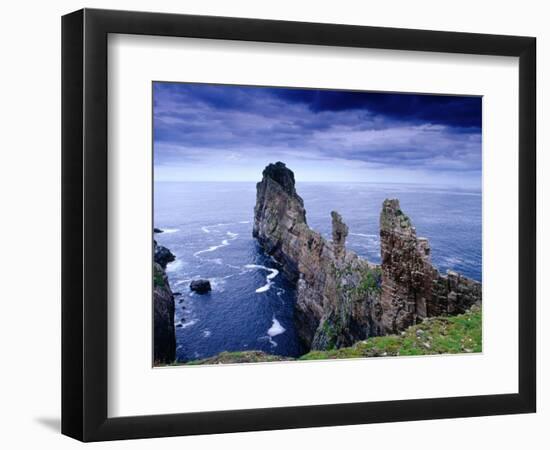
[172,306,481,366]
[300,305,481,361]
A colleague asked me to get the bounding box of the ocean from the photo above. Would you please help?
[154,181,482,362]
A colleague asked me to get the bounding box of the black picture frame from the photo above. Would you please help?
[62,8,536,442]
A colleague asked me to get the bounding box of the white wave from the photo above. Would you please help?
[162,228,179,234]
[207,277,228,292]
[350,232,378,238]
[256,283,272,293]
[266,269,279,280]
[262,318,286,347]
[193,230,238,257]
[258,336,277,347]
[174,278,194,286]
[444,256,463,266]
[239,221,250,224]
[267,317,286,337]
[202,330,212,338]
[165,260,182,273]
[193,243,227,256]
[200,223,233,234]
[244,264,280,293]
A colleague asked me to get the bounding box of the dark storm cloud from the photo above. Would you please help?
[153,82,482,180]
[271,89,482,128]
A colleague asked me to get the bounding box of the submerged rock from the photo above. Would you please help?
[190,279,212,294]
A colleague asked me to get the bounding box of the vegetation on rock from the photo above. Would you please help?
[300,306,481,360]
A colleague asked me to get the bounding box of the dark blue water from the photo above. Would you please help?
[154,182,481,362]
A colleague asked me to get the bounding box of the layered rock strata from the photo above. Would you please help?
[153,240,176,364]
[379,199,481,334]
[253,162,481,351]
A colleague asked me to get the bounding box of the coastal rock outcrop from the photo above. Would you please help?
[190,279,212,294]
[153,240,176,364]
[253,162,481,352]
[253,162,383,349]
[379,199,481,334]
[154,242,176,269]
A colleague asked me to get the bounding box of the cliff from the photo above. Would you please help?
[379,199,482,334]
[153,240,176,364]
[253,162,481,352]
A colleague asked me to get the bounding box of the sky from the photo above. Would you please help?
[153,82,482,188]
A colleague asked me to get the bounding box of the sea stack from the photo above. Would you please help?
[253,162,482,352]
[253,162,381,349]
[379,198,482,334]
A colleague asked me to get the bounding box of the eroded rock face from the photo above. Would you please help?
[379,199,481,334]
[253,162,383,350]
[153,242,176,364]
[331,211,348,260]
[154,243,176,269]
[253,162,482,352]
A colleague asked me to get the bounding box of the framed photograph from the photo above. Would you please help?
[62,8,536,441]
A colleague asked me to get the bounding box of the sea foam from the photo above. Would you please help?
[193,229,239,256]
[244,264,279,293]
[266,317,286,346]
[267,317,286,337]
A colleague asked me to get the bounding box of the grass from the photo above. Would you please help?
[355,267,382,295]
[300,305,481,361]
[153,271,164,288]
[153,264,165,288]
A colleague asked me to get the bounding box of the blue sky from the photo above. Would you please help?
[153,82,482,188]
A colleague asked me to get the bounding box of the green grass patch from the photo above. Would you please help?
[153,268,165,288]
[300,306,482,361]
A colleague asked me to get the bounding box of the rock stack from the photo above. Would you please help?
[379,199,482,334]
